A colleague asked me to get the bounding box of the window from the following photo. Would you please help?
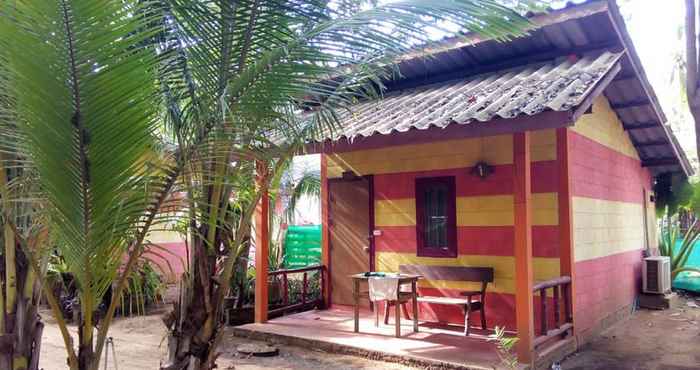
[415,176,457,258]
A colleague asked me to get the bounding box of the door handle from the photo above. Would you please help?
[363,246,370,253]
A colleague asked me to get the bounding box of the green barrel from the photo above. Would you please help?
[283,225,322,268]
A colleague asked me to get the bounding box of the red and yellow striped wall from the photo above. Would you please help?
[327,130,562,329]
[324,95,652,335]
[569,96,652,338]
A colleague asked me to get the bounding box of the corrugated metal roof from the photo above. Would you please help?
[320,51,621,141]
[310,0,692,176]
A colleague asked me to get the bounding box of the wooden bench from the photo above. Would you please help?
[387,265,494,335]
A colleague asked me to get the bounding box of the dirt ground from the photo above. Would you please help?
[39,308,417,370]
[561,294,700,370]
[38,294,700,370]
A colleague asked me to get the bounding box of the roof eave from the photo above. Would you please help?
[605,0,693,176]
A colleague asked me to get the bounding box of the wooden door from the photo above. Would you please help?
[329,178,371,306]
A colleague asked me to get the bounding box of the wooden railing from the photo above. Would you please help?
[533,276,573,348]
[268,264,325,316]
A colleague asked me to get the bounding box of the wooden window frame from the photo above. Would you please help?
[415,176,457,258]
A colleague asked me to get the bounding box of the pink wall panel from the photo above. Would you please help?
[570,132,651,203]
[143,242,188,283]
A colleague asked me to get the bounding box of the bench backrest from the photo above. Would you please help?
[399,265,494,294]
[399,265,493,282]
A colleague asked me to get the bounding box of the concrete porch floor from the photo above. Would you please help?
[233,305,506,370]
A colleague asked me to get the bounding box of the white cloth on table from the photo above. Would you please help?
[368,276,399,302]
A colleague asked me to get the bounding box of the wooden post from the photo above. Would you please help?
[320,154,331,308]
[254,161,270,323]
[513,132,534,364]
[282,273,289,307]
[540,288,547,336]
[556,127,576,328]
[302,272,308,306]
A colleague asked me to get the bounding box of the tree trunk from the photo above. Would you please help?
[161,233,222,370]
[0,236,45,370]
[0,155,46,370]
[233,233,252,309]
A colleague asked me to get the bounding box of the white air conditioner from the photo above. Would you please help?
[643,256,671,294]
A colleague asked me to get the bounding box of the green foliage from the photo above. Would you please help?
[654,173,694,217]
[287,271,321,305]
[118,262,165,317]
[659,217,700,279]
[487,326,519,370]
[1,0,537,368]
[657,179,700,279]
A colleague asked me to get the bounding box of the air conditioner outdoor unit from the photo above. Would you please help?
[642,256,671,294]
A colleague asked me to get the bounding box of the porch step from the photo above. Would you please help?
[232,324,505,370]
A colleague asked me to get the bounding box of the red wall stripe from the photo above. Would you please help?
[374,161,558,200]
[573,248,643,333]
[376,225,559,258]
[569,132,651,203]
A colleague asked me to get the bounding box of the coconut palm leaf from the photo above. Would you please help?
[0,1,166,368]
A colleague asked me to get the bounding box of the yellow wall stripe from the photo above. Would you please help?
[375,252,560,294]
[375,193,558,227]
[572,96,639,160]
[327,131,557,178]
[531,129,557,162]
[147,230,185,243]
[572,196,645,262]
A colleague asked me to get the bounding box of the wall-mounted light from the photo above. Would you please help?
[471,161,493,179]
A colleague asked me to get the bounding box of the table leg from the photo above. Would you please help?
[412,280,418,333]
[353,279,359,333]
[395,298,401,337]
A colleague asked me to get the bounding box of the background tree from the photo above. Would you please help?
[685,0,700,156]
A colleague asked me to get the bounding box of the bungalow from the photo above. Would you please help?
[247,1,692,368]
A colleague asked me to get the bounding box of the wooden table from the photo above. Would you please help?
[351,273,421,337]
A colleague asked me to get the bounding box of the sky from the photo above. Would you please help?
[617,0,697,163]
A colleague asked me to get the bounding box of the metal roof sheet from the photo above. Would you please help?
[310,0,692,176]
[320,51,621,141]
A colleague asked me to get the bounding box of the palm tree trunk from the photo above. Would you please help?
[163,180,267,370]
[162,232,219,370]
[0,156,45,370]
[0,230,45,370]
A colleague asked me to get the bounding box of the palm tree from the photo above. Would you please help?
[152,1,535,369]
[0,1,535,370]
[0,2,175,369]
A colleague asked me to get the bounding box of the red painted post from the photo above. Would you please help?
[320,154,331,308]
[514,132,534,365]
[319,266,325,308]
[556,127,576,328]
[563,283,572,323]
[254,161,270,323]
[302,272,308,305]
[553,284,560,327]
[540,288,548,335]
[282,273,289,307]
